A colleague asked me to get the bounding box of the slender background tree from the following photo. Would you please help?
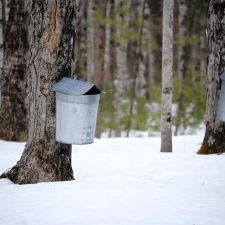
[0,0,28,141]
[161,0,174,152]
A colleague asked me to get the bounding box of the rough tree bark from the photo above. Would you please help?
[0,0,75,184]
[161,0,174,152]
[198,0,225,154]
[0,0,5,107]
[0,0,28,141]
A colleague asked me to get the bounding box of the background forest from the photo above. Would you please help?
[0,0,209,140]
[75,0,208,138]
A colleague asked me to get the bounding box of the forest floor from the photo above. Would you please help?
[0,132,225,225]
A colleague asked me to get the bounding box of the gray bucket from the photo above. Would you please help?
[53,78,101,145]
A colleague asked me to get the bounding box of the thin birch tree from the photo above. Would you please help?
[0,0,28,141]
[161,0,174,152]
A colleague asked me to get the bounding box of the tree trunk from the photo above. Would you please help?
[114,0,129,137]
[135,0,147,100]
[126,0,145,137]
[0,0,75,184]
[174,0,188,135]
[199,35,206,92]
[147,0,162,86]
[103,0,111,79]
[0,0,5,107]
[92,0,107,90]
[94,0,110,138]
[198,0,225,154]
[86,0,94,83]
[108,0,116,138]
[161,0,174,152]
[0,0,28,141]
[146,1,155,91]
[75,0,87,80]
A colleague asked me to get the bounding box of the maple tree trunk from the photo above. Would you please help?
[0,0,28,141]
[0,0,75,184]
[198,0,225,154]
[0,0,5,107]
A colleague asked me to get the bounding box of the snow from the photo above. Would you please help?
[0,133,225,225]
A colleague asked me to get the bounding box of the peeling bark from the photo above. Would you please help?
[42,1,63,54]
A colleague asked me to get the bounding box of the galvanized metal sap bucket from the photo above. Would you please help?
[53,78,102,145]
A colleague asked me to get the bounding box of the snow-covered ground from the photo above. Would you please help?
[0,133,225,225]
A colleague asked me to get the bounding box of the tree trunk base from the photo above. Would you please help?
[0,141,74,184]
[197,124,225,154]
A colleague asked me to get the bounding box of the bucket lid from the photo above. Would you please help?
[52,77,101,96]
